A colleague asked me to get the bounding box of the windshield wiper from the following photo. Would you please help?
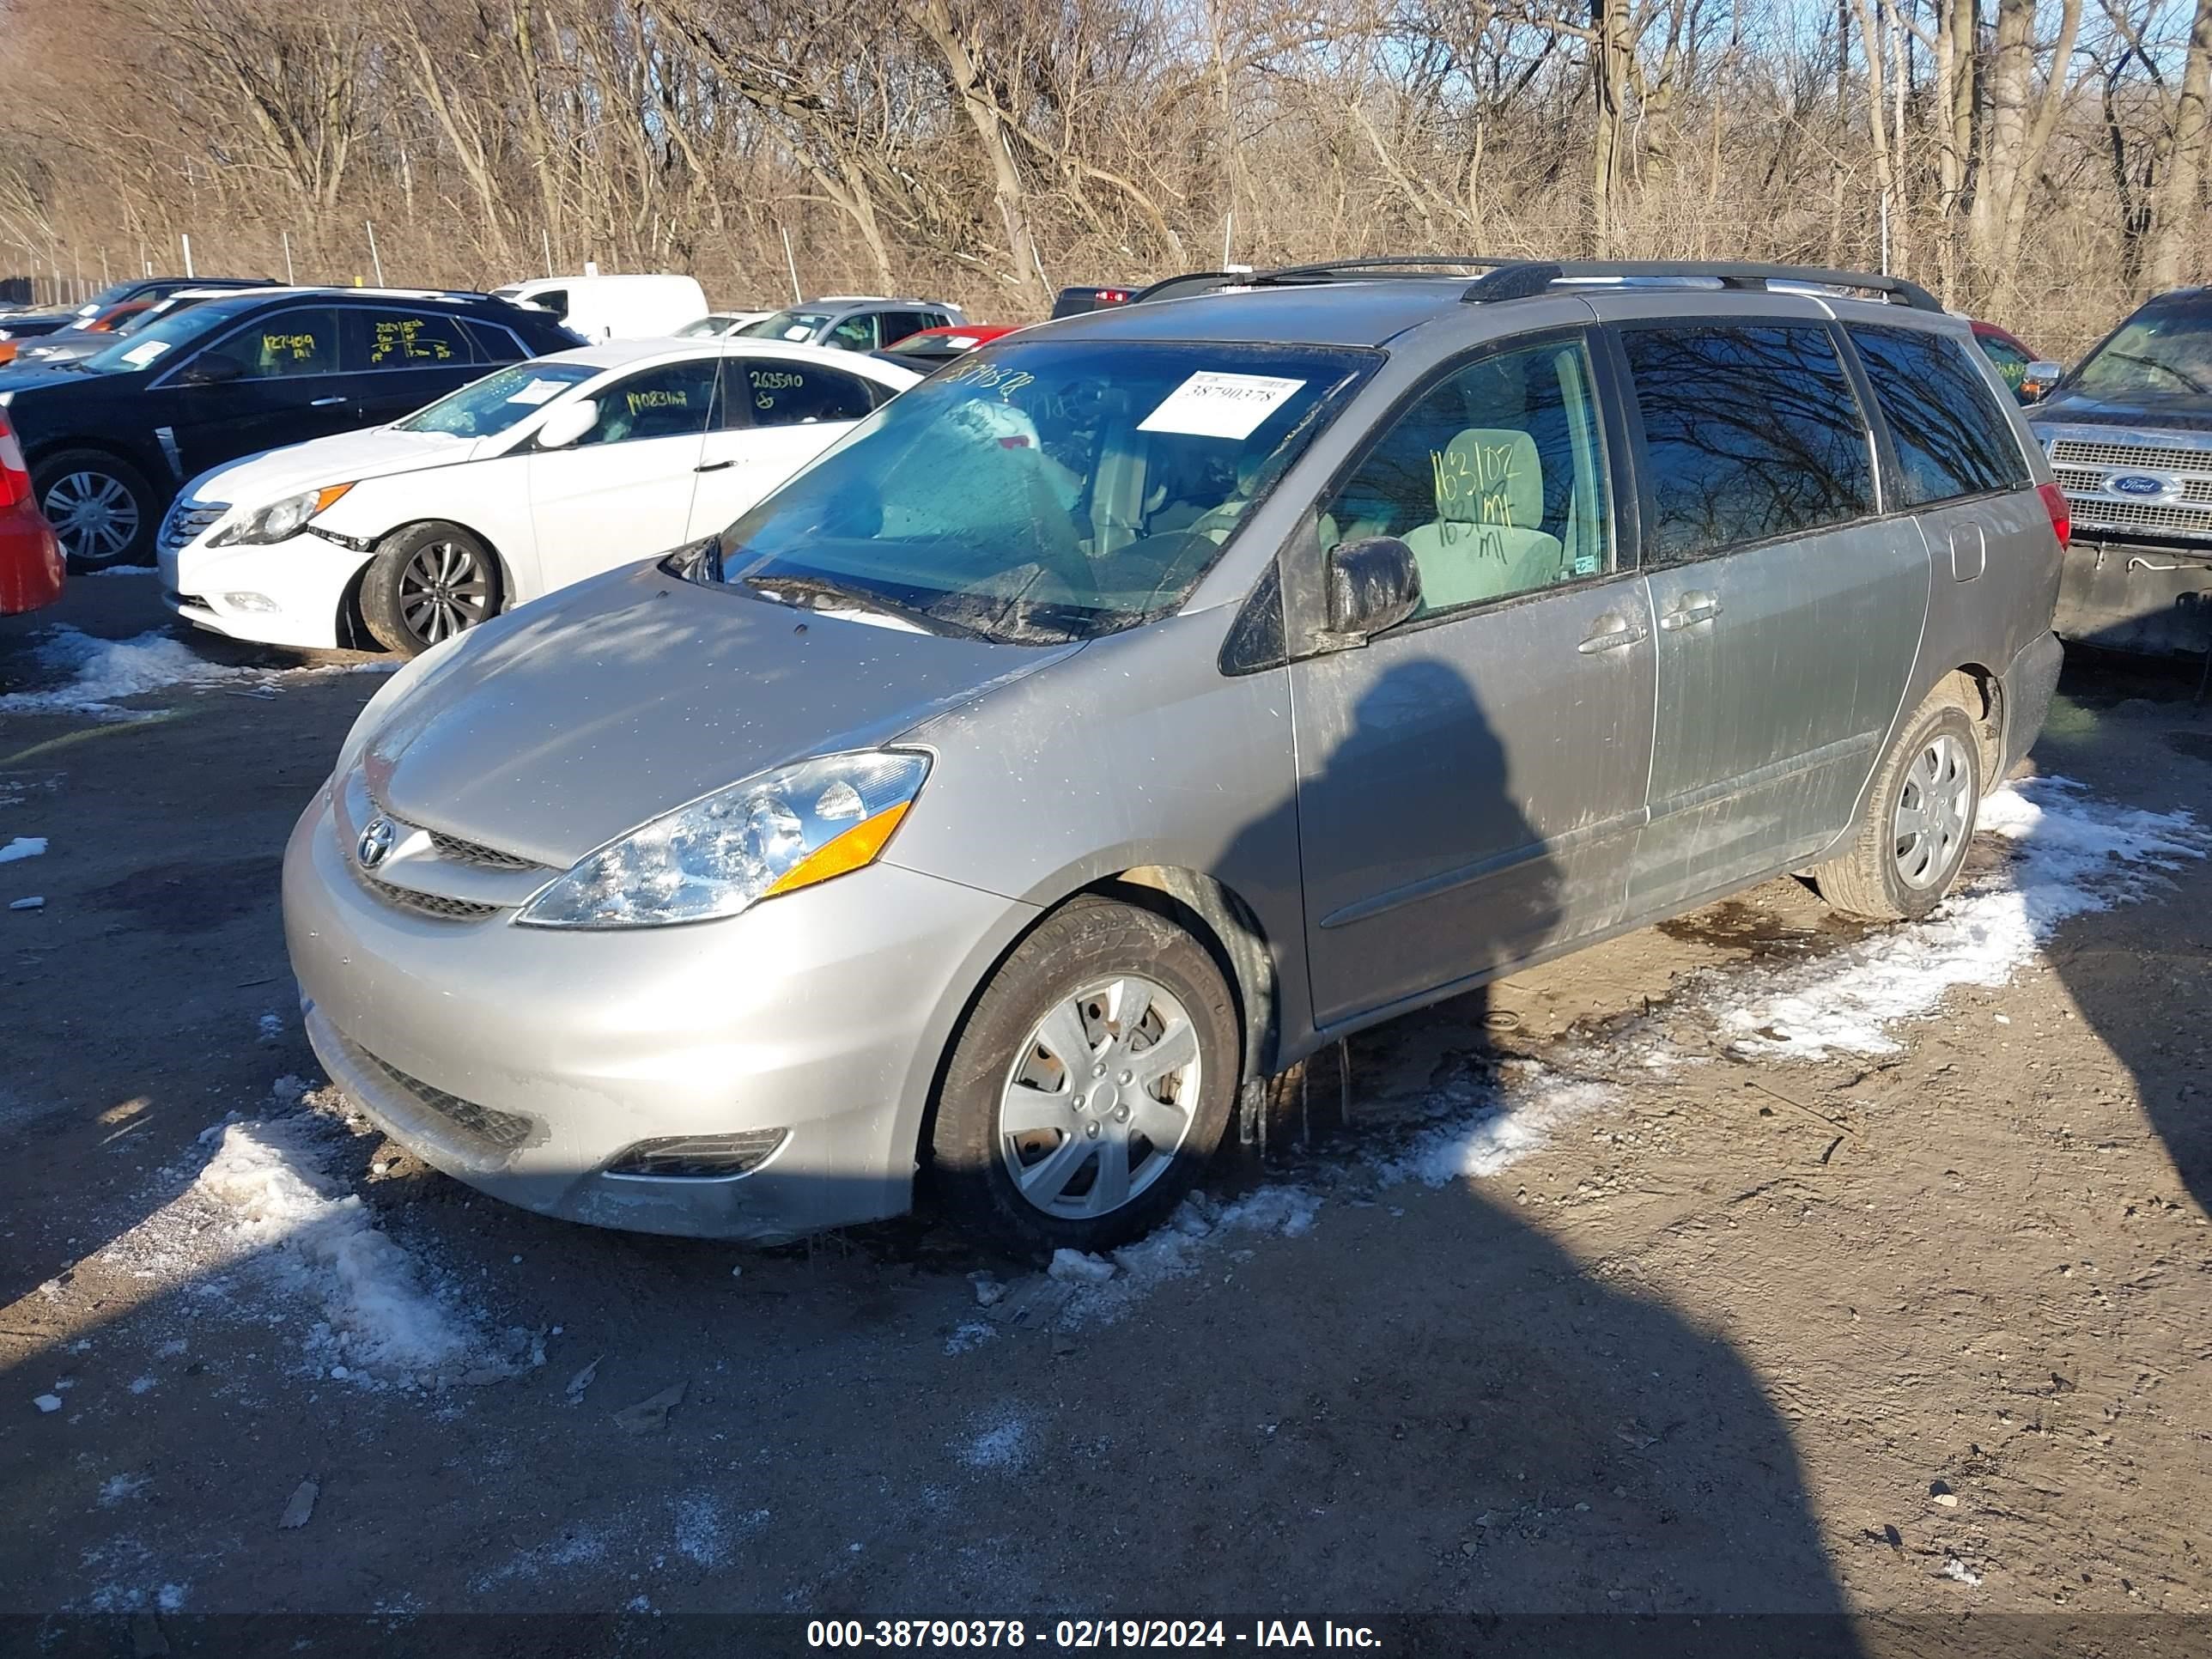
[2100,349,2209,394]
[737,570,988,641]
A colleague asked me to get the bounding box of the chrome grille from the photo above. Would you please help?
[2048,438,2212,473]
[2064,496,2212,537]
[349,860,502,921]
[159,499,228,555]
[426,828,541,872]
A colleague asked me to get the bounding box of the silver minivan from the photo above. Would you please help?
[284,259,2067,1253]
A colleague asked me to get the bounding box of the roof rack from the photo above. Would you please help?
[1461,260,1943,312]
[1128,256,1942,313]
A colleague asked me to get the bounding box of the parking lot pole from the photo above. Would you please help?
[366,220,385,288]
[282,230,295,286]
[180,233,194,279]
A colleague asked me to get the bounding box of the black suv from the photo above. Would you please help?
[0,288,580,567]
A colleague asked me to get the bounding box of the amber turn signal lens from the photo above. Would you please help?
[763,801,912,898]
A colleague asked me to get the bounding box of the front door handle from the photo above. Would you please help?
[1660,592,1723,630]
[309,396,347,408]
[1577,613,1649,653]
[695,459,735,473]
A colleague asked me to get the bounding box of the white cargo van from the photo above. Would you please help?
[491,275,708,343]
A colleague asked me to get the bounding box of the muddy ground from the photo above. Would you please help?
[1,575,2208,1656]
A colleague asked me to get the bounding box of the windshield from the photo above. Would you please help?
[2069,301,2212,398]
[81,295,258,374]
[737,309,831,343]
[676,316,730,337]
[394,361,598,438]
[702,338,1373,643]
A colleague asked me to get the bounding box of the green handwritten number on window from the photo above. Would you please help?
[263,331,319,362]
[749,368,805,410]
[372,317,454,366]
[626,388,690,416]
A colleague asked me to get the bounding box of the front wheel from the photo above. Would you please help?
[928,898,1239,1256]
[1810,690,1984,921]
[34,449,157,569]
[360,522,502,656]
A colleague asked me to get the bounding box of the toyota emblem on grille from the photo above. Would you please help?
[356,816,397,870]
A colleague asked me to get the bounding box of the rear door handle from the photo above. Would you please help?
[309,396,347,408]
[1660,593,1723,630]
[1577,613,1649,654]
[695,459,735,473]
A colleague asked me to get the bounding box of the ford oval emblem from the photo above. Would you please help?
[2111,474,2166,496]
[356,815,397,870]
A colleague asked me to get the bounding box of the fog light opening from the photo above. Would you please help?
[605,1128,789,1179]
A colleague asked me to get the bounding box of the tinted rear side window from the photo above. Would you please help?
[1849,325,2030,506]
[1623,324,1875,562]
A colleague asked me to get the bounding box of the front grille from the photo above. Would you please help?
[159,499,228,555]
[343,1039,537,1152]
[362,877,502,921]
[2048,438,2212,473]
[2063,495,2212,537]
[427,828,542,872]
[2057,466,2212,505]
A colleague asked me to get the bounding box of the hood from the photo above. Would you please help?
[0,362,106,397]
[361,561,1081,867]
[2033,387,2212,434]
[200,426,485,504]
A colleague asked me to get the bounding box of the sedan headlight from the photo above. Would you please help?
[517,751,930,929]
[210,483,355,547]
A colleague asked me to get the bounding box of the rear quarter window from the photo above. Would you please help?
[1622,323,1877,562]
[1849,325,2031,505]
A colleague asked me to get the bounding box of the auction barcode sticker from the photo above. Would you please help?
[1137,372,1305,440]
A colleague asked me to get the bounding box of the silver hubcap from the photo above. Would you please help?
[43,471,139,562]
[999,975,1201,1221]
[1893,732,1973,889]
[398,540,491,644]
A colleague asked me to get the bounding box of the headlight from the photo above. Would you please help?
[517,751,930,930]
[210,483,355,547]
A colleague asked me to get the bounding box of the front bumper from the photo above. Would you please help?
[159,530,367,651]
[283,786,1033,1241]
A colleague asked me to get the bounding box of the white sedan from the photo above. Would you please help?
[156,338,918,654]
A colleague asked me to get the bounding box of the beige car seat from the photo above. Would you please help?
[1400,428,1565,611]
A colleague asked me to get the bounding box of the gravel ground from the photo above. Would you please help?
[2,575,2208,1656]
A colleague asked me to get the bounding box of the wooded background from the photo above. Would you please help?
[1,0,2207,356]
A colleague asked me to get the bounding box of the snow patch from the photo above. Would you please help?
[0,624,394,719]
[98,1474,148,1507]
[671,1492,769,1567]
[0,836,46,864]
[957,1407,1033,1472]
[192,1119,478,1377]
[1378,1062,1620,1187]
[1717,776,2209,1059]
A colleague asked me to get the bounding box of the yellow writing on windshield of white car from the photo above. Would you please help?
[749,368,805,409]
[627,388,690,416]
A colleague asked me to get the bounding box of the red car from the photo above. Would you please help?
[1971,319,2059,404]
[0,410,65,616]
[876,323,1020,372]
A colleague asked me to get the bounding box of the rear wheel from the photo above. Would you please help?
[1810,689,1984,921]
[928,898,1238,1256]
[361,522,502,656]
[33,449,156,569]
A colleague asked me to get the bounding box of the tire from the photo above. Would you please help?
[360,522,503,656]
[928,897,1240,1256]
[33,449,157,569]
[1810,689,1984,921]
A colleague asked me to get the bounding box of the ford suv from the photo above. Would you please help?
[2030,287,2212,655]
[285,258,2066,1254]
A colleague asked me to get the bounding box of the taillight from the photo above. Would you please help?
[0,413,27,510]
[2037,481,2070,551]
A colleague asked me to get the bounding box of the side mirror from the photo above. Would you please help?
[179,356,243,387]
[1326,536,1422,638]
[534,398,599,450]
[2021,361,2063,404]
